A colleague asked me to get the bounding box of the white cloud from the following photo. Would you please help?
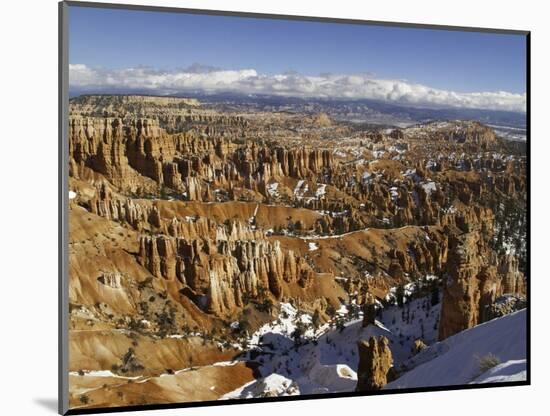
[69,64,526,113]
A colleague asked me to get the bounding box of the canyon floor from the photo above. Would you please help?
[67,94,527,410]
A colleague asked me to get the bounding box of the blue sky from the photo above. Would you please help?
[68,5,527,112]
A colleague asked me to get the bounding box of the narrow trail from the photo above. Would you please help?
[293,224,420,241]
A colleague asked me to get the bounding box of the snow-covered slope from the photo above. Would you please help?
[222,374,300,399]
[226,296,441,397]
[384,309,527,389]
[472,359,526,384]
[224,297,525,399]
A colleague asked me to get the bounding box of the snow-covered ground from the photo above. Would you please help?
[224,289,525,399]
[471,359,526,384]
[376,296,441,365]
[222,374,300,399]
[385,309,527,389]
[227,292,442,398]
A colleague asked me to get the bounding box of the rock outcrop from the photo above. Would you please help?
[438,230,525,340]
[356,336,394,391]
[484,294,527,321]
[361,294,378,327]
[412,339,427,356]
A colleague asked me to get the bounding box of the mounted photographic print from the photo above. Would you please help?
[59,1,530,414]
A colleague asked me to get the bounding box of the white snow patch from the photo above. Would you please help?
[421,181,437,195]
[308,242,319,252]
[293,180,308,199]
[222,374,300,399]
[212,361,240,367]
[316,184,327,199]
[267,182,279,198]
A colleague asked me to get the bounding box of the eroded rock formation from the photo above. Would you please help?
[438,230,525,340]
[356,336,394,391]
[137,227,314,317]
[67,95,527,407]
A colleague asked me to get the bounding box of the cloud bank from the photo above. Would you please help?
[69,64,526,113]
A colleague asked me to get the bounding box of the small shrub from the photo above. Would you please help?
[478,353,501,374]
